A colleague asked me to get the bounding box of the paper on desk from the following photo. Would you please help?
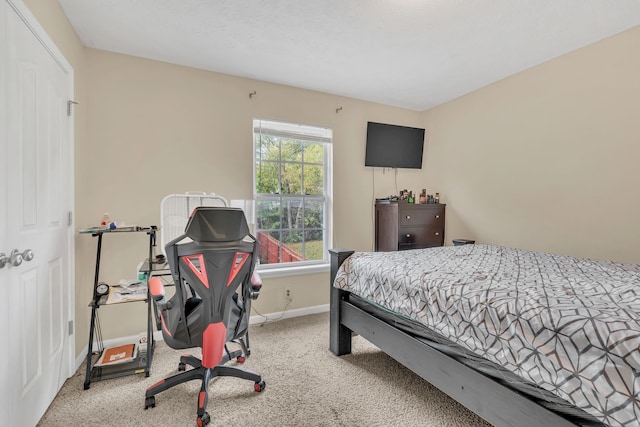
[118,279,144,288]
[105,283,147,304]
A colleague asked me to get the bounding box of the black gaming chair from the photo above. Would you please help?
[144,206,265,426]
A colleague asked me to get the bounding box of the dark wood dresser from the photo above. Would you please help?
[375,202,445,251]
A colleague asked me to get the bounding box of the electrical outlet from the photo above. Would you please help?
[285,288,293,303]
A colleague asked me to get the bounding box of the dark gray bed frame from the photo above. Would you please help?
[329,249,579,427]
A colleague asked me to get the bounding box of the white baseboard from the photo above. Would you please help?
[249,303,329,325]
[74,304,329,371]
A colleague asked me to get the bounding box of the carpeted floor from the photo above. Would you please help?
[38,312,490,426]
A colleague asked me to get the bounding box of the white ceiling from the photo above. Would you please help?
[58,0,640,111]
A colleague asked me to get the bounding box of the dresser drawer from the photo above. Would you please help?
[398,206,445,227]
[398,226,444,247]
[399,242,442,250]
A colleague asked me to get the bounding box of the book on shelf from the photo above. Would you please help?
[94,343,137,367]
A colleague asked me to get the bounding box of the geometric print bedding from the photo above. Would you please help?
[333,244,640,426]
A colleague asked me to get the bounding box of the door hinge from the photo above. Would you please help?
[67,100,78,117]
[68,211,73,226]
[68,320,74,336]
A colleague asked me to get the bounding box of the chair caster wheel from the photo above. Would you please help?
[197,412,210,426]
[237,356,245,363]
[254,380,266,392]
[144,396,155,409]
[178,362,186,371]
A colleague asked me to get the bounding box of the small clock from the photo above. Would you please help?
[96,282,110,296]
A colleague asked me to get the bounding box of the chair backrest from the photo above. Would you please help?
[162,207,257,354]
[183,207,250,242]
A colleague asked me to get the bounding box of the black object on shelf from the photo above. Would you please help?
[452,239,475,246]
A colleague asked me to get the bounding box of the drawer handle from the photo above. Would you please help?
[406,216,411,219]
[434,232,440,236]
[406,234,411,238]
[435,215,440,219]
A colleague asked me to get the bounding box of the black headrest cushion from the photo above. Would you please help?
[184,207,250,242]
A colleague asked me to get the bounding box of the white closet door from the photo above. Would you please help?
[1,1,74,425]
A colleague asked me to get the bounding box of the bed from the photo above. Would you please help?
[329,244,640,427]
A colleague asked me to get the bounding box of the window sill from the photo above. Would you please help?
[256,263,329,279]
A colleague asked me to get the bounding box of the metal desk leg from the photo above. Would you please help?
[84,232,103,389]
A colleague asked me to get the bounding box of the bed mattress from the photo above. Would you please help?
[333,244,640,426]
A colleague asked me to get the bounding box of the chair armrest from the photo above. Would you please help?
[249,271,262,300]
[149,277,171,309]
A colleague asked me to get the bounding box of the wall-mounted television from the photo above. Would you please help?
[365,121,425,169]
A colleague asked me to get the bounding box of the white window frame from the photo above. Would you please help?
[253,119,333,277]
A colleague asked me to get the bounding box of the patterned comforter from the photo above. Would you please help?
[333,244,640,426]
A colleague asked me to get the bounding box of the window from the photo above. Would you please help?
[253,119,332,270]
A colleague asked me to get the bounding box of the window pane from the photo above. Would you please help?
[255,135,280,162]
[256,199,281,230]
[256,160,280,194]
[255,134,281,194]
[303,164,323,195]
[304,230,324,261]
[304,199,324,229]
[304,142,324,164]
[280,162,302,195]
[281,198,304,231]
[280,139,303,162]
[257,230,281,265]
[280,230,304,263]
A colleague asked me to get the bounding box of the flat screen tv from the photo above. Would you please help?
[365,121,425,169]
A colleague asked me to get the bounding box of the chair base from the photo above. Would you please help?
[144,347,265,426]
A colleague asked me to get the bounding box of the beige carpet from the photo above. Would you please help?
[39,313,490,427]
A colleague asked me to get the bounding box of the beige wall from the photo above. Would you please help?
[23,0,640,354]
[422,25,640,264]
[80,48,425,340]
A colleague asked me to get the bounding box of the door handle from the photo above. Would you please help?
[5,249,35,267]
